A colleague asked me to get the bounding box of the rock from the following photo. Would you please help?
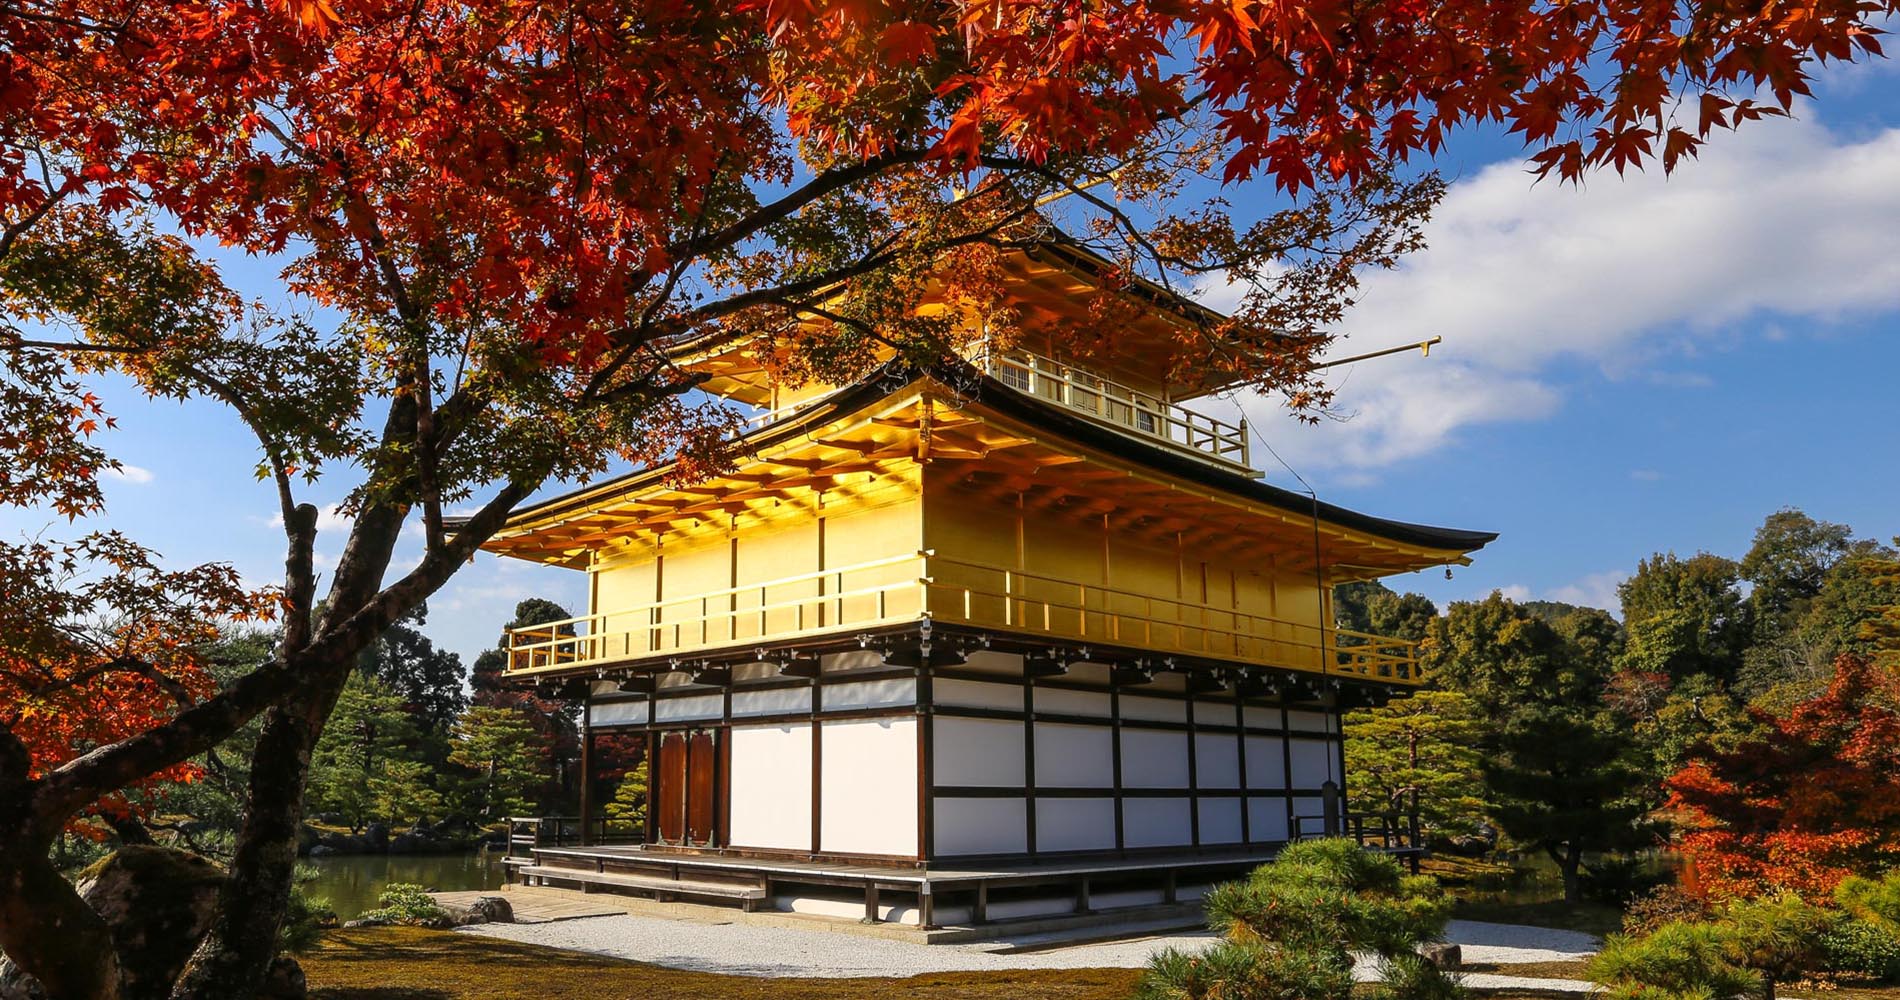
[0,847,224,1000]
[363,822,390,851]
[1421,942,1462,970]
[296,824,321,855]
[342,915,391,929]
[306,844,340,858]
[444,896,512,926]
[259,957,306,1000]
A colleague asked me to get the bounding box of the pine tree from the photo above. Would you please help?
[448,706,549,821]
[1343,690,1486,838]
[308,673,419,832]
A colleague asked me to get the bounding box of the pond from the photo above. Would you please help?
[301,850,508,919]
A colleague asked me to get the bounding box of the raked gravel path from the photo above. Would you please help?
[460,915,1599,986]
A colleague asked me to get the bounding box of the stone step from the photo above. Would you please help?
[515,865,768,904]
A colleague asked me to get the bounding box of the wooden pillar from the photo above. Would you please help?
[579,695,595,846]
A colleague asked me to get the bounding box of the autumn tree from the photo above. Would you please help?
[1667,655,1900,902]
[4,0,1894,996]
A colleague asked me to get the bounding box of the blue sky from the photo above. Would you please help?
[8,59,1898,669]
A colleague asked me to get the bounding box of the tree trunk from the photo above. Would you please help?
[1559,843,1584,903]
[0,829,124,1000]
[169,663,350,1000]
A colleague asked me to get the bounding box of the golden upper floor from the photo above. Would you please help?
[477,369,1494,688]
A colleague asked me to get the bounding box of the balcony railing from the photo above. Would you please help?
[503,552,1421,686]
[980,350,1252,472]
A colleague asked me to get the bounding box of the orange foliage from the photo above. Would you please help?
[1667,656,1900,901]
[0,534,276,833]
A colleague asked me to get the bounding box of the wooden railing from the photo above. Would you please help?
[505,816,644,858]
[504,551,932,673]
[502,552,1420,684]
[920,556,1423,684]
[980,350,1252,472]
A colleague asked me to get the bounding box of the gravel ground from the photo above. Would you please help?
[460,914,1599,983]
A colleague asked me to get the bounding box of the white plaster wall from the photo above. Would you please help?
[959,650,1023,676]
[1033,723,1113,788]
[822,677,916,712]
[1288,709,1335,733]
[653,693,724,722]
[821,650,888,673]
[1120,730,1190,788]
[1122,797,1192,848]
[1035,687,1112,718]
[1193,700,1236,725]
[1243,735,1287,789]
[588,699,647,727]
[933,678,1021,711]
[933,717,1025,787]
[1248,797,1291,842]
[933,797,1028,856]
[728,723,813,851]
[1194,732,1241,788]
[731,685,812,718]
[1119,695,1188,724]
[1289,738,1337,788]
[1198,798,1244,844]
[1034,797,1116,852]
[819,717,918,856]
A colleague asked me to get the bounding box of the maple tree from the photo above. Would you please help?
[1667,654,1900,903]
[0,0,1893,996]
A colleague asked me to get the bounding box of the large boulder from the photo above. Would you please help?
[1420,942,1463,970]
[444,895,513,926]
[0,846,224,1000]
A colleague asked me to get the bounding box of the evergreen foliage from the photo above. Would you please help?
[1139,839,1459,1000]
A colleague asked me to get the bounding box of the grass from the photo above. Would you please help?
[302,928,1144,1000]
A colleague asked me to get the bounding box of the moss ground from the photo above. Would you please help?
[302,928,1145,1000]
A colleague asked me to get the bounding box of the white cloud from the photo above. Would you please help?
[1548,570,1627,614]
[103,464,154,485]
[1494,584,1534,602]
[267,503,354,534]
[1216,111,1900,473]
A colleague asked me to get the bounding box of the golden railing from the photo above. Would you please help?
[503,551,1421,684]
[920,557,1422,685]
[504,551,931,673]
[980,350,1252,472]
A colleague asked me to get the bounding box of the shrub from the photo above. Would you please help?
[1717,895,1837,1000]
[1588,923,1759,1000]
[1141,839,1461,1000]
[356,883,449,927]
[1624,885,1713,936]
[1837,873,1900,932]
[1821,919,1900,982]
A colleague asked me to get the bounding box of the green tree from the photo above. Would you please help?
[1740,545,1900,702]
[448,706,549,821]
[1741,509,1856,635]
[1425,594,1650,902]
[1335,582,1438,642]
[602,761,649,829]
[307,673,420,833]
[357,603,467,737]
[1617,552,1753,683]
[368,760,446,829]
[1485,704,1657,903]
[1344,690,1486,838]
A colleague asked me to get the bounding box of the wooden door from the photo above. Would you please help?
[656,731,688,843]
[686,729,718,846]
